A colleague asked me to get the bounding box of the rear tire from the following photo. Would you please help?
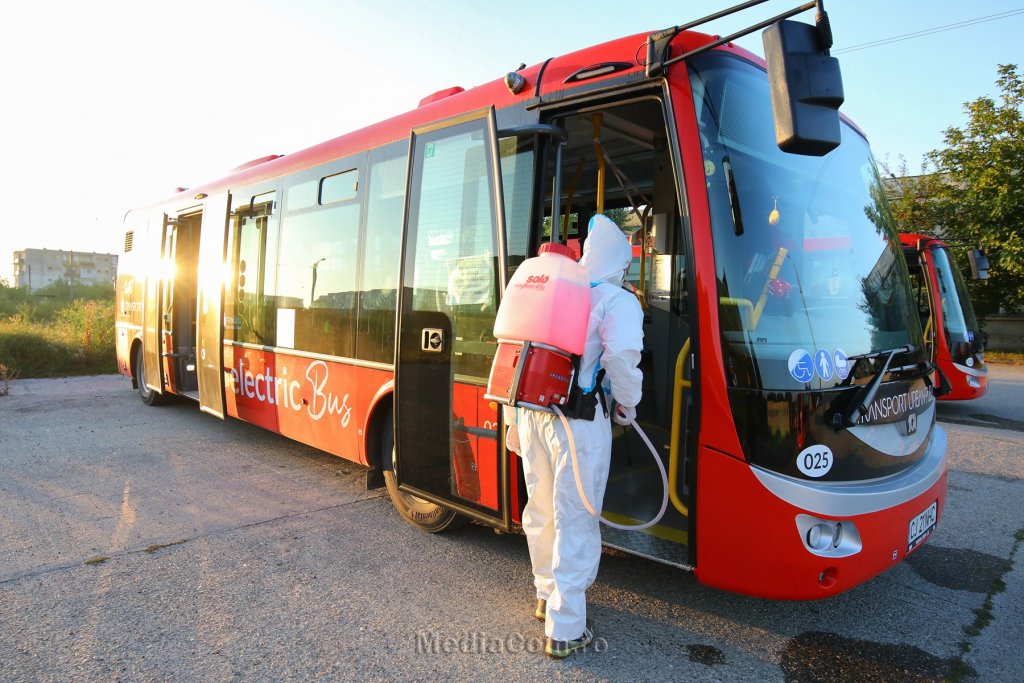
[134,350,166,406]
[380,412,466,533]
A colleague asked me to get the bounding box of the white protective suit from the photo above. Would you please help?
[516,214,644,641]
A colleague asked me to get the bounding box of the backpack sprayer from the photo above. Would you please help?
[485,242,668,531]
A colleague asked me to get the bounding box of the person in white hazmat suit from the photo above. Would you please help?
[509,214,643,659]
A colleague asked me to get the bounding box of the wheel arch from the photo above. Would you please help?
[362,380,394,489]
[129,337,144,389]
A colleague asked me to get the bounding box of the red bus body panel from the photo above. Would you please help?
[694,446,947,599]
[939,358,988,400]
[224,346,386,464]
[221,346,501,511]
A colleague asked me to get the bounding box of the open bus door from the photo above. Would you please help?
[196,192,230,418]
[141,212,171,397]
[394,108,510,529]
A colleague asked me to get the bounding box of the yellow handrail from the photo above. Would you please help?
[719,297,754,321]
[592,114,605,214]
[561,159,585,237]
[668,337,691,516]
[751,246,788,329]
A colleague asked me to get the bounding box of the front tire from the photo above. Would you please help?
[384,466,467,533]
[134,349,166,406]
[380,412,466,533]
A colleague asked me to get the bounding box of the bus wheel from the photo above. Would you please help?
[383,465,468,533]
[134,351,166,406]
[383,446,467,533]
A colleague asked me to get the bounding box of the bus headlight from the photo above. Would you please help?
[796,515,862,558]
[807,524,823,549]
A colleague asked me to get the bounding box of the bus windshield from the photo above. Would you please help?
[689,53,924,390]
[931,245,980,344]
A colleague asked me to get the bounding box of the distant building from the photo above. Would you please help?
[11,249,118,293]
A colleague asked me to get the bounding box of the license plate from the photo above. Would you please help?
[907,501,938,553]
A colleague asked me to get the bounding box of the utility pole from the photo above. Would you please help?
[310,257,326,307]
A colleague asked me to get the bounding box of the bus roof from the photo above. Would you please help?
[133,29,762,214]
[133,24,862,215]
[900,233,950,250]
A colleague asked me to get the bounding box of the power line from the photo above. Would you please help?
[833,8,1024,54]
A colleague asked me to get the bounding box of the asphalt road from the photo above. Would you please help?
[1,367,1022,682]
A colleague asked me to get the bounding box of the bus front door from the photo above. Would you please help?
[394,108,510,529]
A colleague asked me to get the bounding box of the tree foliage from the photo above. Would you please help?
[924,64,1024,316]
[0,279,114,321]
[877,158,946,236]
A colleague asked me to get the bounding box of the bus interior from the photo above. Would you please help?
[536,95,694,566]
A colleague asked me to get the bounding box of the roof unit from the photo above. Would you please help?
[418,86,464,107]
[231,154,283,172]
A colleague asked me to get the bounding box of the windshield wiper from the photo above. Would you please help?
[836,344,914,428]
[722,157,745,236]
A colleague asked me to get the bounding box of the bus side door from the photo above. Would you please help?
[394,108,510,528]
[142,212,172,396]
[196,192,230,418]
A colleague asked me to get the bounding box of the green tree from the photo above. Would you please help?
[926,64,1024,316]
[876,157,946,236]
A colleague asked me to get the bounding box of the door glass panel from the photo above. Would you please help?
[403,120,501,381]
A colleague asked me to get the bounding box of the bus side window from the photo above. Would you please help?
[226,191,277,345]
[500,135,534,278]
[356,146,408,364]
[276,169,361,358]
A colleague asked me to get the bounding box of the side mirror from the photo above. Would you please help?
[762,20,844,156]
[968,249,989,280]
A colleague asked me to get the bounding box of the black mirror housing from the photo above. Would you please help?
[763,20,844,156]
[969,249,990,280]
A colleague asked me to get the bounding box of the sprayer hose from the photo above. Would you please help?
[551,405,670,531]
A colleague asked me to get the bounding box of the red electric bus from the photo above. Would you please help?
[900,233,988,400]
[115,2,947,599]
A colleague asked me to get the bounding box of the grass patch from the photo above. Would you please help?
[142,539,187,554]
[965,577,1006,637]
[0,362,17,396]
[84,555,110,566]
[985,351,1024,365]
[0,299,116,378]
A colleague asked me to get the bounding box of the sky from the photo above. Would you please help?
[2,0,1022,283]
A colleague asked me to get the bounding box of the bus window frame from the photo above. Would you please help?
[225,180,282,351]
